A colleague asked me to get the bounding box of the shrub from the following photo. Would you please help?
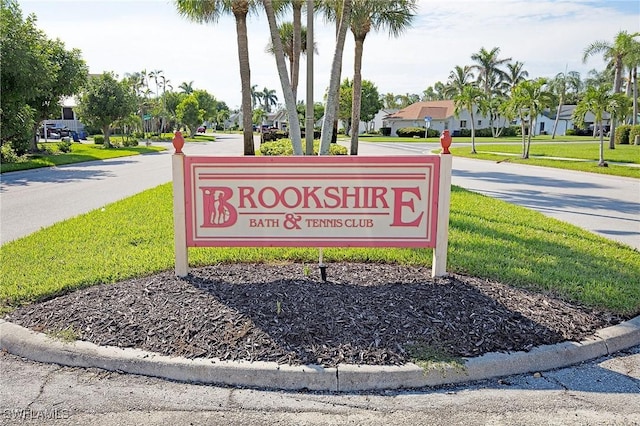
[396,127,425,137]
[57,140,72,153]
[122,139,139,147]
[93,135,104,144]
[629,125,640,145]
[260,139,347,156]
[0,142,20,163]
[615,125,631,145]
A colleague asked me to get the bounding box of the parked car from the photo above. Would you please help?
[197,126,206,133]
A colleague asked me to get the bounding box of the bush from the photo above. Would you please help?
[93,135,104,144]
[629,125,640,145]
[396,127,425,137]
[0,142,20,163]
[57,140,72,153]
[122,139,139,147]
[615,125,631,145]
[259,139,348,156]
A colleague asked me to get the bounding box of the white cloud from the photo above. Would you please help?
[20,0,640,109]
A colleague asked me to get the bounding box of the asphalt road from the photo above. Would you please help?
[2,136,639,250]
[1,346,638,425]
[1,135,639,424]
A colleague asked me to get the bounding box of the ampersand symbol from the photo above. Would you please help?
[283,213,302,230]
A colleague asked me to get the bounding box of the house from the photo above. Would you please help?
[529,105,610,136]
[41,96,87,137]
[382,100,497,137]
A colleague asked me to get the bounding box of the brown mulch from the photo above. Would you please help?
[5,263,624,367]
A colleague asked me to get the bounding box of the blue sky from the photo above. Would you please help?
[20,0,640,110]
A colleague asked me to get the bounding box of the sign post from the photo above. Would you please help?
[424,116,432,138]
[432,129,452,277]
[172,132,189,276]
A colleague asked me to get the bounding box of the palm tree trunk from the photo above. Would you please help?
[551,95,564,139]
[470,110,477,154]
[350,36,365,155]
[292,2,302,102]
[633,66,638,126]
[263,0,303,154]
[320,0,352,155]
[233,3,255,155]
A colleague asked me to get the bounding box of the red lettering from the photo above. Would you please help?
[372,187,389,208]
[391,187,424,227]
[281,186,302,208]
[303,186,322,208]
[258,187,279,208]
[239,187,256,208]
[324,187,341,208]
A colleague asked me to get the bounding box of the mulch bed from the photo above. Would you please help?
[5,263,625,367]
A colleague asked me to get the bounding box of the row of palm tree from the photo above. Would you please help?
[175,0,418,156]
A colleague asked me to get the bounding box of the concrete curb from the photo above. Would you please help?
[1,316,639,392]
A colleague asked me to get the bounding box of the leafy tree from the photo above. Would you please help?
[175,0,258,155]
[176,94,204,137]
[453,85,485,154]
[573,85,630,166]
[421,83,446,101]
[338,78,381,135]
[381,92,400,109]
[252,107,267,126]
[76,72,137,148]
[192,89,218,123]
[348,0,417,155]
[1,0,87,153]
[583,30,640,148]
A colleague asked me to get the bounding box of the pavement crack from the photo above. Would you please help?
[26,365,62,409]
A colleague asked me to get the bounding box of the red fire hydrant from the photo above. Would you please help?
[440,129,452,154]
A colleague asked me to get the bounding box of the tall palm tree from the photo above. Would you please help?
[453,85,485,154]
[573,84,630,166]
[178,81,194,94]
[250,84,262,108]
[548,70,580,139]
[622,38,640,125]
[260,87,278,112]
[348,0,417,155]
[265,21,316,101]
[262,0,303,154]
[319,0,352,155]
[510,78,555,159]
[470,47,511,137]
[175,0,257,155]
[443,65,475,99]
[502,61,529,94]
[583,30,640,148]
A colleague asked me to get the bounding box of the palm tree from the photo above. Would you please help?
[622,38,640,125]
[319,0,352,155]
[583,30,640,148]
[262,0,303,154]
[443,65,475,99]
[178,81,194,94]
[510,78,555,159]
[470,47,511,137]
[453,85,485,154]
[250,84,262,108]
[573,84,630,166]
[348,0,416,155]
[265,21,316,101]
[381,92,399,109]
[548,70,581,139]
[260,87,278,112]
[175,0,257,155]
[502,61,529,93]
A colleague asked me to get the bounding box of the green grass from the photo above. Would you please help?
[1,142,166,173]
[2,185,638,317]
[449,143,640,178]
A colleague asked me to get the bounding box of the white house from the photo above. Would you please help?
[381,100,498,137]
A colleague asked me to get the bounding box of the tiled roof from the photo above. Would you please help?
[384,100,456,120]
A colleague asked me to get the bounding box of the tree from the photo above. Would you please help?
[260,87,279,112]
[76,72,137,148]
[262,0,303,154]
[348,0,417,155]
[175,0,257,155]
[548,70,581,139]
[0,0,87,153]
[510,78,555,159]
[339,78,382,135]
[381,92,400,109]
[583,30,640,148]
[573,84,630,166]
[178,81,194,94]
[470,47,511,137]
[443,65,475,99]
[319,0,352,155]
[453,85,485,154]
[250,84,262,108]
[501,61,529,93]
[265,21,316,101]
[176,94,204,137]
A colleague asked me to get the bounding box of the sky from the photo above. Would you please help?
[19,0,640,110]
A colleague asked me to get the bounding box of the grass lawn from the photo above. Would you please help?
[0,142,166,173]
[449,143,640,178]
[2,184,638,317]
